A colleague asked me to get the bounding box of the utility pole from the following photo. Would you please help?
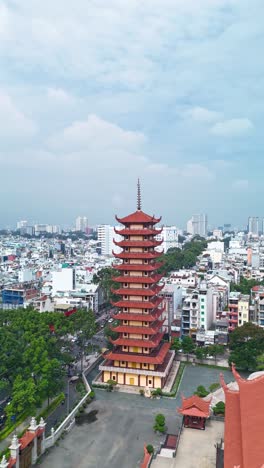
[67,379,70,415]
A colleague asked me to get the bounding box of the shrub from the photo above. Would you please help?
[194,385,209,397]
[146,444,154,454]
[153,413,166,434]
[89,390,95,399]
[209,382,220,393]
[213,401,225,415]
[79,407,85,414]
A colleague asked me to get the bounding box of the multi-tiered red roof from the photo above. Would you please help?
[105,182,171,369]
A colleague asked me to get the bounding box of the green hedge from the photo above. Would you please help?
[36,393,65,422]
[0,410,29,441]
[162,363,185,397]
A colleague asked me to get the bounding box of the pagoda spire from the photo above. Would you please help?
[137,178,141,211]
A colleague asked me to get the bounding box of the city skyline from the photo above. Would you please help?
[0,1,263,227]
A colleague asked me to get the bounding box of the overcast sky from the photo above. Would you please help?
[0,0,263,229]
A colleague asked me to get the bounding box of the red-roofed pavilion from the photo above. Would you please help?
[99,181,174,389]
[178,395,210,430]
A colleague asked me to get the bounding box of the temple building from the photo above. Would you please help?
[178,394,210,430]
[99,182,174,389]
[221,365,264,468]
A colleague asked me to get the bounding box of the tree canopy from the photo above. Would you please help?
[229,322,264,371]
[0,307,96,421]
[159,238,207,275]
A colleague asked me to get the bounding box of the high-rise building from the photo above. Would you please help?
[99,183,174,389]
[75,216,88,232]
[248,217,259,235]
[187,214,207,237]
[17,220,28,229]
[97,225,122,256]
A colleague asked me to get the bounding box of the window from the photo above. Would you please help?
[144,348,148,351]
[112,375,116,381]
[143,363,148,368]
[124,283,128,287]
[124,295,128,299]
[124,333,128,337]
[144,334,148,338]
[124,270,128,275]
[144,272,148,276]
[123,346,127,350]
[144,296,148,300]
[121,361,125,365]
[124,320,128,324]
[144,321,148,325]
[145,309,148,313]
[124,308,128,312]
[148,379,152,384]
[144,260,148,264]
[144,284,148,288]
[201,298,205,302]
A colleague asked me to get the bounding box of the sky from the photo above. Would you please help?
[0,0,263,229]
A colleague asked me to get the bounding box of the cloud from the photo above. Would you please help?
[232,179,249,190]
[186,106,221,123]
[0,91,36,139]
[210,118,253,137]
[47,88,75,104]
[48,114,146,151]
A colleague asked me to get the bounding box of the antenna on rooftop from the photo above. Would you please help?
[137,178,141,210]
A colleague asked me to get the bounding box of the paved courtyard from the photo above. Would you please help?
[39,364,233,468]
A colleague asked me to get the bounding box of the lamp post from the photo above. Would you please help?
[66,378,70,415]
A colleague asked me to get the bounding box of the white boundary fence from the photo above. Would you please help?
[44,354,102,450]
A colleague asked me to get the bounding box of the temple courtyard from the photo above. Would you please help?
[40,365,233,468]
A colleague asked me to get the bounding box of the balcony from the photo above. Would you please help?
[99,350,175,378]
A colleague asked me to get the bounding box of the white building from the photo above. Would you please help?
[76,216,88,232]
[156,226,179,253]
[97,225,122,256]
[159,284,182,335]
[17,220,28,229]
[18,269,34,283]
[187,214,208,237]
[52,268,75,295]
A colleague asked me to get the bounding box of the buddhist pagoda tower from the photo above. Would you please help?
[99,181,174,389]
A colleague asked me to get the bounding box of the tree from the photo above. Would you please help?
[207,344,225,364]
[69,309,97,371]
[170,338,181,353]
[229,322,264,371]
[209,382,220,393]
[213,401,225,415]
[195,347,206,361]
[6,375,37,421]
[92,267,119,304]
[182,336,195,361]
[194,385,209,397]
[256,353,264,370]
[153,413,166,434]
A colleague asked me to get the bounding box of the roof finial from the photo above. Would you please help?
[137,178,141,210]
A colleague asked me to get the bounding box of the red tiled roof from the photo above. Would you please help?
[113,285,163,296]
[178,395,210,418]
[221,366,264,468]
[116,210,161,225]
[112,320,165,335]
[113,297,163,309]
[20,431,36,449]
[110,331,164,348]
[115,228,162,236]
[113,239,163,248]
[113,251,163,260]
[113,263,163,272]
[106,342,170,364]
[112,308,164,322]
[115,274,163,284]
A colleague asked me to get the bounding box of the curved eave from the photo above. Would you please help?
[112,297,164,309]
[114,274,163,284]
[113,239,163,248]
[110,332,164,348]
[113,263,163,272]
[105,342,170,364]
[114,228,163,236]
[111,320,165,335]
[113,251,163,259]
[112,285,164,296]
[115,211,161,226]
[112,308,165,322]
